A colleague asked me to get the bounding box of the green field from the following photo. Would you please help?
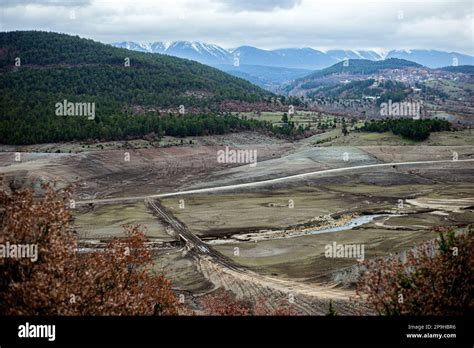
[234,111,343,130]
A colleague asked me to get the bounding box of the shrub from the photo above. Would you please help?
[356,227,473,315]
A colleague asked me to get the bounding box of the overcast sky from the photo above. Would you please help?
[1,0,473,54]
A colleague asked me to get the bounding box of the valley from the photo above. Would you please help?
[1,30,473,317]
[3,127,473,314]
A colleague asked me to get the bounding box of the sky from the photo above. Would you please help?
[1,0,473,54]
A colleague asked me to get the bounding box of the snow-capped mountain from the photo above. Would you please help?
[112,41,473,69]
[231,47,389,69]
[113,41,231,65]
[325,50,386,62]
[114,41,154,53]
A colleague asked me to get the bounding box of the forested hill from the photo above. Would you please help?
[0,31,273,144]
[0,31,270,103]
[286,58,422,92]
[302,58,422,80]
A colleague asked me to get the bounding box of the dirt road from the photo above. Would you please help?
[146,198,358,314]
[77,159,474,205]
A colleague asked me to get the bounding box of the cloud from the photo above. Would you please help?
[213,0,302,11]
[0,0,472,54]
[0,0,91,7]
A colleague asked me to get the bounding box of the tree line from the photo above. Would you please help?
[2,111,287,145]
[360,118,451,141]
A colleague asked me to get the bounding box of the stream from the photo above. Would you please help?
[207,214,388,245]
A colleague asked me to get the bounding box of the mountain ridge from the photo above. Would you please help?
[112,41,474,69]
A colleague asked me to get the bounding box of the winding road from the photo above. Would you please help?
[76,159,474,205]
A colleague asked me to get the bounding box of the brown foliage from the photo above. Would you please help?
[355,226,474,315]
[0,187,180,315]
